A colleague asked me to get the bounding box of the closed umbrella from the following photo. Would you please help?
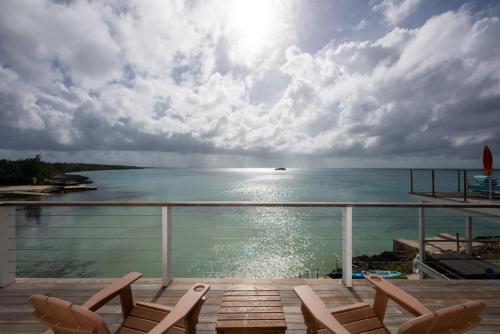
[483,145,493,176]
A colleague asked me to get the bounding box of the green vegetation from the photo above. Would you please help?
[0,155,53,185]
[0,155,142,185]
[50,162,143,173]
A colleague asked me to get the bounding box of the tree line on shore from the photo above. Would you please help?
[0,155,142,185]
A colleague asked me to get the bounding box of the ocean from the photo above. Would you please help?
[15,168,500,278]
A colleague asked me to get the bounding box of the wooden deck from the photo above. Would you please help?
[411,191,500,201]
[1,278,500,333]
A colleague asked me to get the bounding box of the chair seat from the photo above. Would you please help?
[117,302,185,334]
[331,304,389,334]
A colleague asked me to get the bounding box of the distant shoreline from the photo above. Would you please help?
[0,155,145,188]
[48,162,144,173]
[0,162,143,198]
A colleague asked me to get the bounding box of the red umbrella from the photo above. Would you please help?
[483,145,493,176]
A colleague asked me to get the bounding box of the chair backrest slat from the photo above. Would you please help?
[397,313,436,334]
[429,301,486,334]
[30,295,59,324]
[29,295,110,334]
[453,301,485,331]
[45,296,81,328]
[72,304,111,334]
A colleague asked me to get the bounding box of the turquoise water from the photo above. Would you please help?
[15,168,500,278]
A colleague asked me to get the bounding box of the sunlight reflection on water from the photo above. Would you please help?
[187,207,327,278]
[15,168,500,278]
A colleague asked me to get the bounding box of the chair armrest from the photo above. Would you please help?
[294,286,351,334]
[365,275,432,317]
[148,284,209,334]
[82,272,143,311]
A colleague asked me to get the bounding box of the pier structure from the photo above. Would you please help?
[409,168,500,215]
[408,168,500,277]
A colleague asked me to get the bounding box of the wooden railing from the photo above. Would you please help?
[1,201,500,288]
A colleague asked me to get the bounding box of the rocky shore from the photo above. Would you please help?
[352,250,414,273]
[328,235,500,279]
[0,173,97,198]
[48,173,93,186]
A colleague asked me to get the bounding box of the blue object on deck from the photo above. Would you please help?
[352,270,402,279]
[469,175,500,193]
[352,271,365,279]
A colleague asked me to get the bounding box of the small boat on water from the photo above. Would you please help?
[274,167,286,171]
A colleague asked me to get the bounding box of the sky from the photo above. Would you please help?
[1,0,500,167]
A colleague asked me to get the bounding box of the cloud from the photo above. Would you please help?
[0,1,500,166]
[373,0,421,25]
[254,7,500,160]
[355,19,368,31]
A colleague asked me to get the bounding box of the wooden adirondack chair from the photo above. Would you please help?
[28,272,209,334]
[294,275,485,334]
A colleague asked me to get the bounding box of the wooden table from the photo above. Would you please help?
[216,285,287,334]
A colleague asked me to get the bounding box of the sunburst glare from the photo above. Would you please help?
[227,0,291,66]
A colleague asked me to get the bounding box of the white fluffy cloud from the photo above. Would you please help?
[1,0,500,166]
[274,8,500,158]
[373,0,422,25]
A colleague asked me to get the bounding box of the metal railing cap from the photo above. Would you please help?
[1,200,500,208]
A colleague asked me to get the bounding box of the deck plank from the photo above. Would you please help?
[1,278,500,333]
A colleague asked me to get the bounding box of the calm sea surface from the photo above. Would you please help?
[16,168,500,278]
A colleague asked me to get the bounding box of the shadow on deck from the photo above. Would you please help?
[1,278,500,333]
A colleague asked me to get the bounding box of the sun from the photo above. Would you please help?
[229,0,273,51]
[227,0,287,66]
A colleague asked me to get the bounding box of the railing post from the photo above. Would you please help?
[431,169,435,197]
[418,208,425,279]
[489,177,493,200]
[342,206,352,288]
[410,169,414,193]
[0,207,15,287]
[465,216,472,254]
[463,170,468,202]
[161,206,172,287]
